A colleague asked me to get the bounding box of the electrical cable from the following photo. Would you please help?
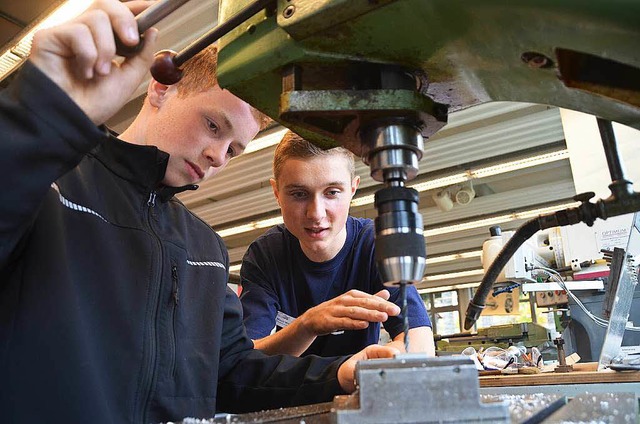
[532,265,640,332]
[533,266,608,328]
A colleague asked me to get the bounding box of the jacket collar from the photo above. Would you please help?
[94,130,198,201]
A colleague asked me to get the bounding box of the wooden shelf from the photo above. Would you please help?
[479,363,640,387]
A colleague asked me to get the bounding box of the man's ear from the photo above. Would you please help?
[147,80,172,108]
[351,175,361,197]
[270,178,281,206]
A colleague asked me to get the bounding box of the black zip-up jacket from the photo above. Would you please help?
[0,63,346,423]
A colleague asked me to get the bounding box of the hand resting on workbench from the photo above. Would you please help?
[337,344,401,392]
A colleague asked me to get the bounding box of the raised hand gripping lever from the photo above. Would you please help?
[115,0,193,58]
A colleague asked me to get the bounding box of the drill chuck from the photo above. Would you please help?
[374,187,426,286]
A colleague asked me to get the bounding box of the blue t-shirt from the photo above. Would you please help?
[240,216,431,357]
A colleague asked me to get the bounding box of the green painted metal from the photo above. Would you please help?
[217,0,640,148]
[436,322,551,353]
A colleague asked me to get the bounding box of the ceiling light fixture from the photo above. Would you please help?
[0,0,93,81]
[426,250,482,265]
[423,268,484,282]
[243,127,288,154]
[349,194,376,208]
[417,282,481,294]
[350,149,569,208]
[217,201,580,240]
[423,201,580,237]
[228,249,483,274]
[471,149,570,179]
[227,268,485,289]
[432,189,454,212]
[410,173,470,193]
[454,181,475,205]
[217,216,283,238]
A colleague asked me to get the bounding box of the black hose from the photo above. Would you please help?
[463,218,541,330]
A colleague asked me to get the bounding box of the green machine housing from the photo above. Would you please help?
[216,0,640,152]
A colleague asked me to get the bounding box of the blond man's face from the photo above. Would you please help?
[271,154,359,262]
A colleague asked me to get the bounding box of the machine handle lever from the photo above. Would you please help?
[116,0,194,58]
[150,0,276,85]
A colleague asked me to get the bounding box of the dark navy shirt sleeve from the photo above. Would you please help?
[384,285,432,338]
[239,237,280,339]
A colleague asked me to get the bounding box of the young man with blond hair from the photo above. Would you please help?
[0,2,398,422]
[240,131,435,357]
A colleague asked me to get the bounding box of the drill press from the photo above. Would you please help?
[151,1,640,338]
[278,61,448,350]
[210,0,640,340]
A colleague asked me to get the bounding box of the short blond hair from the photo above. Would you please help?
[273,131,356,181]
[172,45,271,131]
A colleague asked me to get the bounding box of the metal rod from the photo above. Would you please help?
[529,292,538,324]
[116,0,193,57]
[400,281,410,353]
[136,0,193,33]
[174,0,275,67]
[596,117,627,183]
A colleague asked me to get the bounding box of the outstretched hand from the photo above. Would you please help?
[29,0,159,125]
[298,289,401,337]
[337,344,400,393]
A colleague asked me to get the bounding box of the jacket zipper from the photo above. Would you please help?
[135,191,162,423]
[170,264,179,378]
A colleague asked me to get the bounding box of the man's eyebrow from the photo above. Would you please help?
[220,111,233,131]
[283,181,347,190]
[283,183,308,190]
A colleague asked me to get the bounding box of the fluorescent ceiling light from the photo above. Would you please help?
[417,282,480,294]
[410,173,470,193]
[243,128,288,154]
[0,0,93,81]
[423,201,580,237]
[218,201,580,240]
[423,268,484,282]
[217,216,283,238]
[426,250,482,265]
[350,194,375,207]
[350,149,569,208]
[229,249,483,273]
[470,150,570,179]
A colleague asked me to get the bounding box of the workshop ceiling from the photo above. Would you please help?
[0,0,54,51]
[8,0,580,291]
